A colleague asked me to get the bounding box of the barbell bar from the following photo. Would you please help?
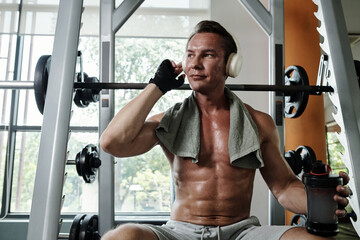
[0,81,35,90]
[74,82,335,95]
[1,55,336,118]
[0,80,334,94]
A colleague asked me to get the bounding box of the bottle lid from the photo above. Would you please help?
[302,160,343,187]
[311,160,328,175]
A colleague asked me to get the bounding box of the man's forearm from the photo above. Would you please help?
[277,178,307,215]
[100,59,184,156]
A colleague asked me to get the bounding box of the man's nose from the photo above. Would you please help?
[189,55,203,69]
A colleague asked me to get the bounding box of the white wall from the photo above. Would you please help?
[210,0,270,225]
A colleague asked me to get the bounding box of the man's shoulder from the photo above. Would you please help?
[243,104,277,136]
[244,104,273,122]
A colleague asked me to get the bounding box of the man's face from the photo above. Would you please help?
[185,32,227,92]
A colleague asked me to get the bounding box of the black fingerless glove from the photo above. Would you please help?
[149,59,184,94]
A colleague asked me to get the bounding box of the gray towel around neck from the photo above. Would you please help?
[155,87,264,169]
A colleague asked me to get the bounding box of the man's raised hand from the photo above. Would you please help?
[149,59,185,94]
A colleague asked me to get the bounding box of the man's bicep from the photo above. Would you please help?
[118,112,164,156]
[260,138,307,213]
[120,112,167,157]
[114,120,160,157]
[258,121,298,198]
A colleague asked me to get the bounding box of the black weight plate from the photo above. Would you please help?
[79,214,99,240]
[284,65,309,118]
[74,73,99,108]
[34,55,51,114]
[87,77,100,102]
[75,151,82,177]
[296,145,317,173]
[74,89,89,108]
[69,214,87,240]
[284,151,296,171]
[81,144,97,183]
[284,150,302,175]
[290,214,307,227]
[80,147,90,183]
[354,60,360,87]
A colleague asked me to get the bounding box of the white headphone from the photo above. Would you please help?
[182,33,243,78]
[226,34,243,78]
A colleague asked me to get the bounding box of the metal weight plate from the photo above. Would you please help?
[284,65,309,118]
[34,55,51,114]
[84,151,100,183]
[296,145,317,173]
[75,151,82,177]
[76,146,88,182]
[74,73,89,108]
[76,144,100,183]
[290,214,307,227]
[74,90,88,108]
[69,214,87,240]
[74,73,100,108]
[284,150,303,175]
[354,60,360,87]
[78,214,100,240]
[81,144,96,183]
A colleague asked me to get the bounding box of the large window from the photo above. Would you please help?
[0,130,7,212]
[0,0,208,217]
[11,131,40,212]
[113,37,189,213]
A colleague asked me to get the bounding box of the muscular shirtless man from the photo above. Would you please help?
[100,20,350,240]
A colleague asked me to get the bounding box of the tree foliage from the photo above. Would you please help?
[111,37,188,212]
[327,132,347,174]
[76,36,188,212]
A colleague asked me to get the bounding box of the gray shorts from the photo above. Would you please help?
[144,216,294,240]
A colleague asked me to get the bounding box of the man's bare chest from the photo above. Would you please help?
[199,112,230,158]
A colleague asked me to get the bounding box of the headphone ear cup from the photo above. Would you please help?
[226,32,243,78]
[226,51,243,78]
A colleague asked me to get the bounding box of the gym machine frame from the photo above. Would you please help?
[313,0,360,235]
[25,0,360,239]
[27,1,83,239]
